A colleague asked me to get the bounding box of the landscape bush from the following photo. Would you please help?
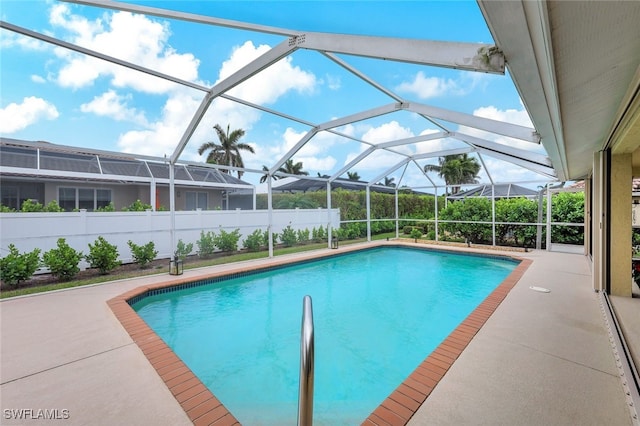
[311,226,327,242]
[197,231,217,257]
[296,228,310,244]
[85,236,120,274]
[175,239,193,260]
[410,228,423,242]
[0,244,41,287]
[214,228,241,252]
[280,225,297,247]
[243,229,264,252]
[127,240,158,268]
[42,238,83,281]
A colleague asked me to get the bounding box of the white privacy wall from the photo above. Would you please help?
[0,208,340,265]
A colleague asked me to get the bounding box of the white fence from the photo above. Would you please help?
[0,208,340,265]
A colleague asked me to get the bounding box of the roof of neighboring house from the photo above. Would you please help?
[447,183,538,200]
[0,138,252,188]
[271,177,431,195]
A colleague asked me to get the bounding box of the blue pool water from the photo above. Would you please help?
[133,247,517,425]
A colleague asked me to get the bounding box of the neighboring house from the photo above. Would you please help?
[271,177,430,195]
[447,183,539,201]
[0,138,255,211]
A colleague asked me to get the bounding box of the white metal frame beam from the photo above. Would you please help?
[299,32,505,74]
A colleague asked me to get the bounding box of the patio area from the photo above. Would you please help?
[0,242,636,425]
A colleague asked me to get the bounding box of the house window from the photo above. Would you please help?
[1,186,18,210]
[186,191,207,210]
[58,187,112,211]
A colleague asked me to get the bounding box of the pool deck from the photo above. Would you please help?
[1,241,637,425]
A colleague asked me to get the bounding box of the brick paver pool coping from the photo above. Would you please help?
[107,244,531,426]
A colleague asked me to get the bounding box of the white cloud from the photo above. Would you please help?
[219,41,316,104]
[457,104,545,152]
[325,74,341,90]
[343,121,416,174]
[0,96,59,133]
[50,5,200,93]
[395,71,458,99]
[80,90,148,125]
[31,75,46,84]
[0,29,48,50]
[116,90,201,157]
[249,127,337,173]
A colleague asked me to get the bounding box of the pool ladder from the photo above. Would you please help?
[297,295,314,426]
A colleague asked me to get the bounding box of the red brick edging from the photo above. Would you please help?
[108,248,531,426]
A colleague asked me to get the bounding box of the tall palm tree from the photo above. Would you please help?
[347,171,360,181]
[424,154,480,194]
[278,159,308,176]
[384,176,396,187]
[197,124,254,179]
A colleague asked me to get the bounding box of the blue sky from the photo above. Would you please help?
[0,0,551,187]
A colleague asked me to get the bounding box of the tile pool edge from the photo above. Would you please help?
[107,242,532,426]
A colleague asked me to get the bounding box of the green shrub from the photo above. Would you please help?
[0,204,15,212]
[410,228,423,241]
[44,200,64,212]
[311,226,327,242]
[175,239,193,260]
[42,238,83,281]
[426,230,436,240]
[122,199,152,211]
[280,225,297,247]
[197,231,217,257]
[297,228,310,244]
[402,225,413,234]
[0,244,41,287]
[96,202,116,212]
[127,240,158,268]
[243,229,264,252]
[21,199,43,212]
[214,228,241,252]
[85,236,120,274]
[438,198,492,244]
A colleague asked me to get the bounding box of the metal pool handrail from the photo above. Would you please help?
[297,295,314,426]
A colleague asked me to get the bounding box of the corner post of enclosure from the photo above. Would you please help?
[394,188,399,239]
[327,181,333,249]
[491,184,496,246]
[169,163,176,259]
[268,176,274,258]
[434,186,439,241]
[366,186,371,242]
[297,295,314,426]
[546,183,552,251]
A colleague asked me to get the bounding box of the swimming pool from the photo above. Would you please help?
[132,246,518,425]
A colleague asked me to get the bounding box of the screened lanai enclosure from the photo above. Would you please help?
[1,0,587,260]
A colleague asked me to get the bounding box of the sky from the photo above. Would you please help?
[0,0,553,188]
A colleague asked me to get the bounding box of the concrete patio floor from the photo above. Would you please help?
[1,242,637,425]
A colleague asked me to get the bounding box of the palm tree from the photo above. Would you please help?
[197,124,254,179]
[424,154,480,194]
[384,176,396,187]
[347,171,360,181]
[278,159,308,176]
[259,165,279,184]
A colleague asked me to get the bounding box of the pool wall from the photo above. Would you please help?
[107,242,531,425]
